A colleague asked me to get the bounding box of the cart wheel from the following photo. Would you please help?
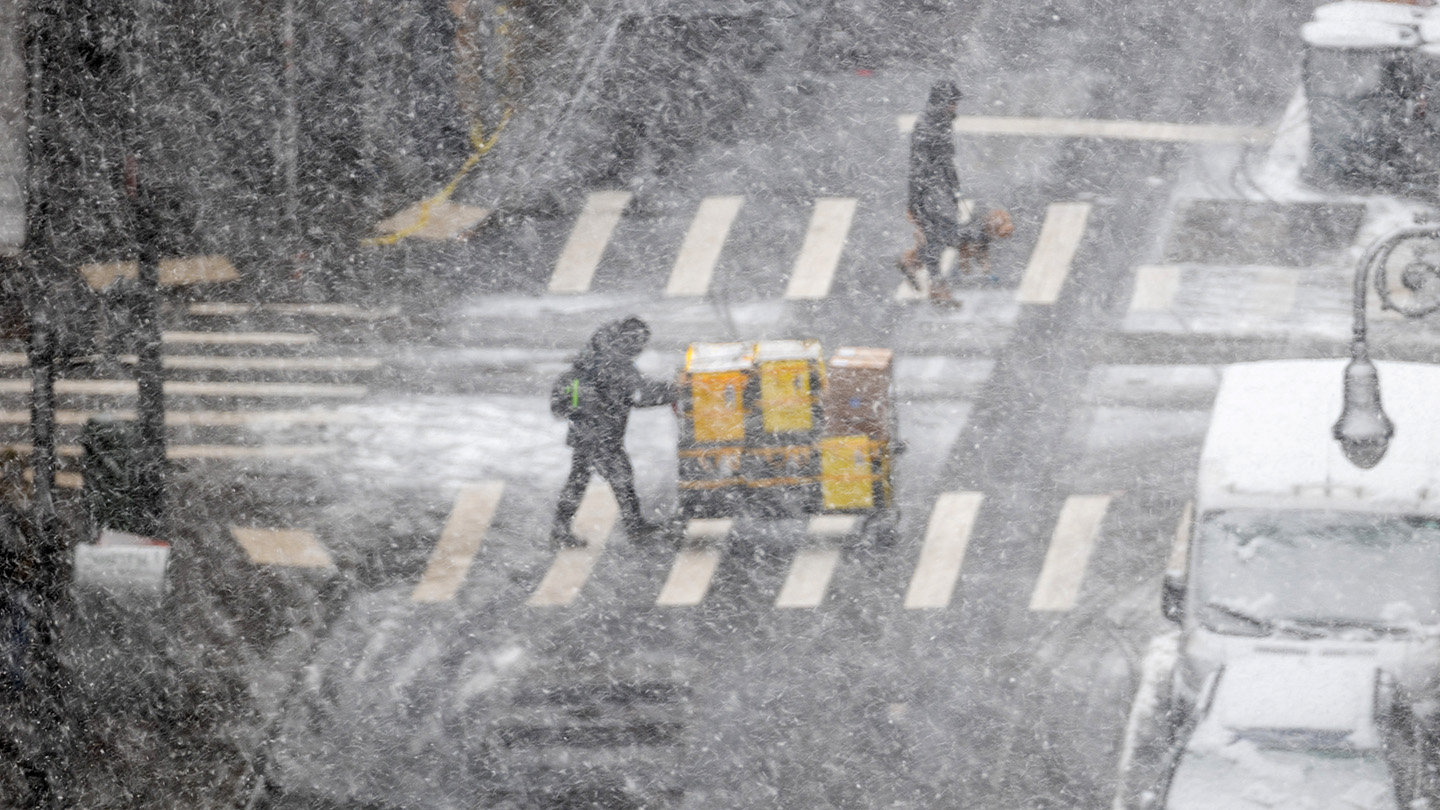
[864,509,899,548]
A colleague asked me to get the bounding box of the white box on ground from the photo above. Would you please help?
[72,528,170,599]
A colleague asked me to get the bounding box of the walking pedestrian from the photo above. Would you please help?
[549,317,677,548]
[905,80,965,304]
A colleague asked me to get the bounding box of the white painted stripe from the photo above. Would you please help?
[952,116,1271,143]
[23,469,83,489]
[0,409,359,426]
[80,255,240,289]
[0,354,377,372]
[1245,267,1299,320]
[0,379,366,398]
[904,491,984,609]
[1128,265,1182,312]
[807,514,860,537]
[187,303,256,316]
[163,444,335,460]
[784,197,858,300]
[665,196,744,297]
[412,481,505,603]
[190,302,399,319]
[548,190,632,294]
[528,480,617,606]
[2,443,332,460]
[162,331,316,346]
[774,546,841,608]
[896,113,1271,144]
[1029,494,1112,611]
[656,548,722,607]
[159,355,380,372]
[685,518,733,542]
[262,303,401,320]
[229,527,334,568]
[1017,202,1091,305]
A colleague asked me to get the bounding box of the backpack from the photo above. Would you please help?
[550,365,584,420]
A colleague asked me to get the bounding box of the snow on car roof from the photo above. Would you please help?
[1200,360,1440,513]
[1313,1,1430,28]
[1214,656,1379,742]
[1302,19,1421,49]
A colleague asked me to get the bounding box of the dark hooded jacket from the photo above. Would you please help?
[908,81,963,238]
[565,318,675,448]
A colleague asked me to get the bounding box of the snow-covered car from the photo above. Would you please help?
[1164,360,1440,718]
[1152,656,1432,810]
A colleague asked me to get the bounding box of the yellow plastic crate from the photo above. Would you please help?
[755,340,823,436]
[820,435,889,511]
[689,370,748,444]
[684,343,753,445]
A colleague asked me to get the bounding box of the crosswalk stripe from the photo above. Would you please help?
[1016,202,1091,305]
[229,527,334,567]
[656,518,732,606]
[807,514,861,537]
[784,197,857,300]
[775,546,841,608]
[1029,494,1112,611]
[164,444,335,459]
[1128,265,1181,312]
[0,409,358,426]
[904,491,984,609]
[665,196,744,297]
[895,114,1271,143]
[80,255,240,289]
[412,481,505,603]
[527,480,617,606]
[656,548,722,607]
[188,302,401,319]
[0,354,377,372]
[0,379,366,398]
[2,443,331,459]
[161,330,316,346]
[1245,267,1299,320]
[22,469,83,489]
[548,190,632,294]
[159,355,380,372]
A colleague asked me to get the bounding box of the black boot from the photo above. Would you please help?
[623,516,665,542]
[549,524,586,549]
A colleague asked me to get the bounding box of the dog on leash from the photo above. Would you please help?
[899,207,1015,299]
[955,208,1014,277]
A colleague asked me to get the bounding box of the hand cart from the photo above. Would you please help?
[676,340,900,545]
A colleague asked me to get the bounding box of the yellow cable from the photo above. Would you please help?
[363,107,513,246]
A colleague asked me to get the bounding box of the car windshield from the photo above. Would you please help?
[1195,509,1440,635]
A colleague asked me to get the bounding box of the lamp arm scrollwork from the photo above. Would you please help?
[1369,225,1440,320]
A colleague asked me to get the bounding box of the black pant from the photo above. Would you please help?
[553,441,646,534]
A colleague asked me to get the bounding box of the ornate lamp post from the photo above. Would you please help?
[1334,224,1440,467]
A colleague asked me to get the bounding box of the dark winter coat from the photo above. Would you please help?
[565,320,675,448]
[907,99,961,242]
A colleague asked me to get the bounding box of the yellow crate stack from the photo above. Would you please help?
[819,347,895,512]
[677,343,753,518]
[676,340,894,521]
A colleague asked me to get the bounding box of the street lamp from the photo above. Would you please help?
[1334,224,1440,468]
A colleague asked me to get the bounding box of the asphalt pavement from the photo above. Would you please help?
[13,0,1422,807]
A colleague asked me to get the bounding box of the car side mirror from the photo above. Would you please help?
[1162,573,1186,624]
